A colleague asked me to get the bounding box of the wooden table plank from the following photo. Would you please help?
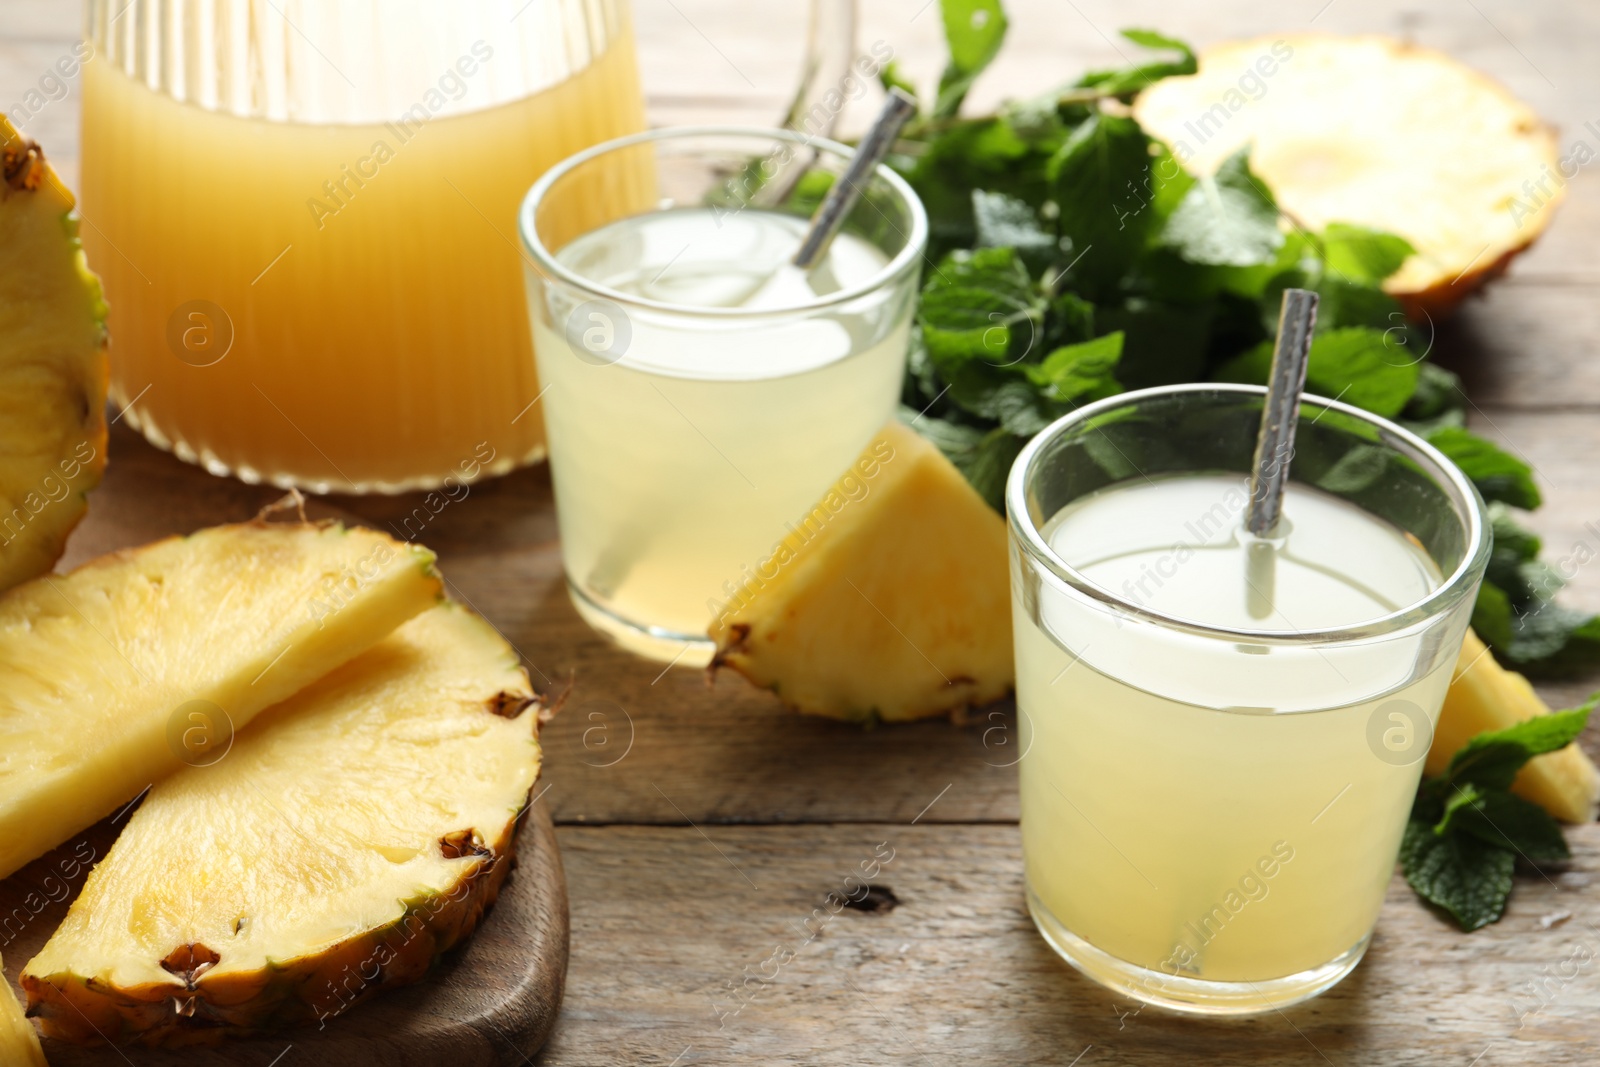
[543,823,1600,1065]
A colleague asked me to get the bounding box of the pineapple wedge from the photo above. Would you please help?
[24,603,544,1047]
[0,955,45,1067]
[1133,36,1562,316]
[0,519,442,880]
[1430,628,1600,824]
[710,421,1012,722]
[0,119,109,592]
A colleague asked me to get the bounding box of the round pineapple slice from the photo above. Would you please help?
[23,603,545,1047]
[1133,35,1564,315]
[0,118,109,591]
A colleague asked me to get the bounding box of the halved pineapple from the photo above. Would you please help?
[1133,36,1562,315]
[710,421,1012,722]
[0,955,45,1067]
[1430,628,1600,823]
[0,117,109,592]
[0,519,442,880]
[24,603,544,1047]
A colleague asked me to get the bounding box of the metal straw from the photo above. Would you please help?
[1247,288,1320,537]
[790,88,917,271]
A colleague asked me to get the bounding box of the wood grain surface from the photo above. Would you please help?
[3,0,1600,1063]
[0,805,568,1067]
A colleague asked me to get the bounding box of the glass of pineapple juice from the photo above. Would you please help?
[1007,384,1490,1015]
[519,128,926,662]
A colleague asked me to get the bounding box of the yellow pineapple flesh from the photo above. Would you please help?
[710,420,1012,722]
[0,954,45,1067]
[0,519,443,880]
[1431,628,1600,824]
[24,603,544,1047]
[1133,35,1562,316]
[0,118,108,592]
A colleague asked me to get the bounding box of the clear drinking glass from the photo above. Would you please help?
[519,127,926,662]
[1007,384,1490,1015]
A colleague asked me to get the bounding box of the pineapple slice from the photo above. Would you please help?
[0,955,45,1067]
[0,119,109,591]
[710,421,1012,722]
[0,519,442,880]
[1133,36,1562,315]
[24,603,544,1047]
[1430,628,1600,824]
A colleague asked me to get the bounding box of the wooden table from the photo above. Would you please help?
[5,0,1600,1062]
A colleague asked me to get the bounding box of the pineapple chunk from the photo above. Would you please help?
[1133,36,1562,316]
[0,520,442,880]
[0,119,108,591]
[24,603,544,1047]
[1430,629,1600,824]
[0,955,45,1067]
[710,421,1011,722]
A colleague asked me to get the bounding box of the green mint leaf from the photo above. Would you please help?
[1024,332,1124,403]
[1098,298,1211,389]
[1047,113,1154,293]
[920,246,1038,364]
[1425,427,1542,509]
[1489,502,1543,562]
[1400,817,1516,931]
[1155,147,1282,268]
[1472,581,1517,651]
[1441,705,1593,793]
[1076,29,1197,98]
[1444,788,1572,864]
[935,0,1009,119]
[1320,222,1416,286]
[1406,362,1466,420]
[972,189,1056,260]
[1303,327,1420,417]
[1495,601,1600,676]
[1212,327,1419,417]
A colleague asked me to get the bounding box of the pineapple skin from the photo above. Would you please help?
[0,954,46,1067]
[0,117,109,593]
[0,521,444,880]
[710,421,1013,722]
[1430,629,1600,824]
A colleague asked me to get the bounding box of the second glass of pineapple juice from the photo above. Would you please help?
[520,128,926,662]
[1007,384,1490,1015]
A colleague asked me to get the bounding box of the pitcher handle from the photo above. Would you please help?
[781,0,859,137]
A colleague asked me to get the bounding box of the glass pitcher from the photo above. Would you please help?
[81,0,856,494]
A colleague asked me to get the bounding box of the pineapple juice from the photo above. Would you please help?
[1018,473,1451,999]
[79,32,645,492]
[531,207,910,655]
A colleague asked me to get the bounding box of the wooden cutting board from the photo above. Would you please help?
[0,803,569,1066]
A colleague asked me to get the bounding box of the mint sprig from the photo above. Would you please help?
[1401,701,1594,930]
[890,0,1600,675]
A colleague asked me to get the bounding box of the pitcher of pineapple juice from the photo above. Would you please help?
[79,0,855,493]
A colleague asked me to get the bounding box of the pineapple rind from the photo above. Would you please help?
[0,520,444,880]
[0,954,45,1067]
[22,604,543,1047]
[0,115,109,593]
[1430,629,1600,824]
[711,421,1013,722]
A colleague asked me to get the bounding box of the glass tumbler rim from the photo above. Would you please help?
[517,124,928,320]
[1005,382,1492,647]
